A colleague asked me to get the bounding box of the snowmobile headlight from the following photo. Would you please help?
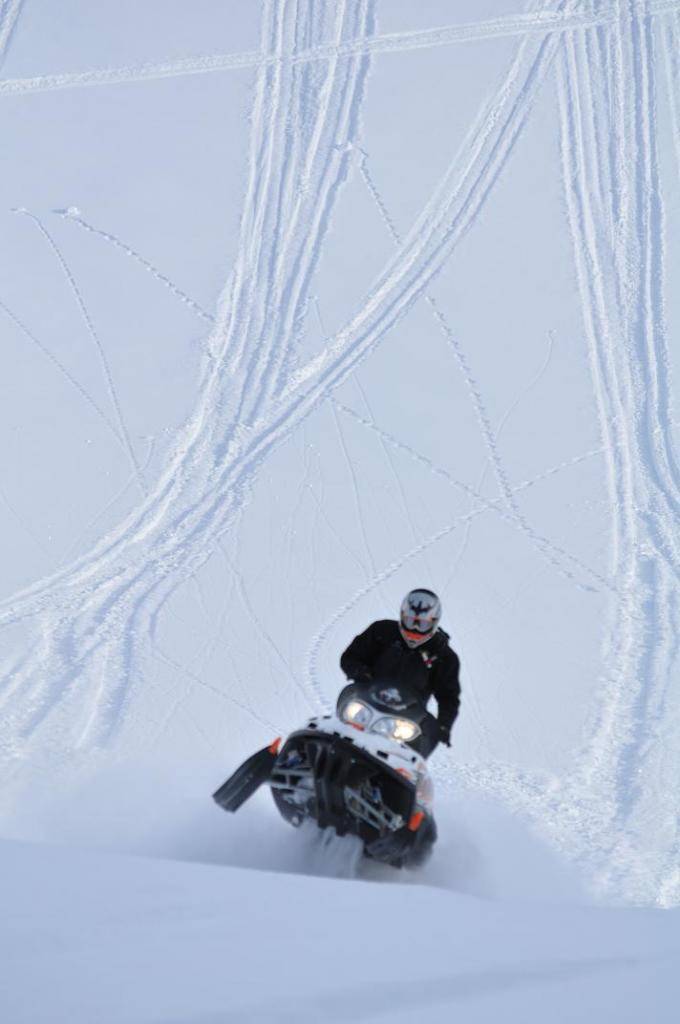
[371,716,421,742]
[341,699,373,730]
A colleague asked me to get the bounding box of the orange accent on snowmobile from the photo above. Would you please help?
[408,811,425,832]
[268,737,282,754]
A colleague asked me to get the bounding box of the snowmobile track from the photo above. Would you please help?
[0,0,584,772]
[0,3,657,99]
[548,0,680,905]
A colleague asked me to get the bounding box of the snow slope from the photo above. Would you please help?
[3,836,680,1024]
[0,0,679,1018]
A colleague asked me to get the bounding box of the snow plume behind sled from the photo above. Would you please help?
[1,757,582,902]
[422,789,584,905]
[0,757,367,881]
[297,820,364,879]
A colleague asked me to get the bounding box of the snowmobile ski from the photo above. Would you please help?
[212,740,280,812]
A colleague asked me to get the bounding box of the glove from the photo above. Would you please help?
[351,669,373,686]
[437,723,451,747]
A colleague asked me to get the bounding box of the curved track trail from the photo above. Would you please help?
[0,4,643,98]
[544,0,680,905]
[0,0,22,71]
[0,0,571,770]
[1,0,678,911]
[0,0,378,762]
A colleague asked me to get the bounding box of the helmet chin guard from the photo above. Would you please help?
[399,589,441,648]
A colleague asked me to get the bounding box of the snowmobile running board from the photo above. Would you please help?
[212,742,280,813]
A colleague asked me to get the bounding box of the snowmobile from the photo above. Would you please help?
[212,680,437,868]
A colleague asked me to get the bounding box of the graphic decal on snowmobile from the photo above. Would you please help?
[375,686,408,710]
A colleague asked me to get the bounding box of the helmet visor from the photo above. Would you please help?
[401,610,435,631]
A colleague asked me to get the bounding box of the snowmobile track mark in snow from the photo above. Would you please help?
[660,11,680,191]
[549,1,680,904]
[0,2,563,641]
[0,2,590,781]
[0,4,660,99]
[0,0,22,72]
[284,1,579,404]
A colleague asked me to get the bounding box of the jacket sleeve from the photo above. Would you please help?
[432,651,461,731]
[340,621,384,682]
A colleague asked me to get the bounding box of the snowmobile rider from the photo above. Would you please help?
[340,589,460,757]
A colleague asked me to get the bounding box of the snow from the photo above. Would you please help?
[0,0,679,1019]
[3,834,680,1023]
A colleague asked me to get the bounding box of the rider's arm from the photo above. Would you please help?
[340,620,388,682]
[432,650,461,733]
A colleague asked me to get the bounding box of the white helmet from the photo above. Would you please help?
[399,589,441,648]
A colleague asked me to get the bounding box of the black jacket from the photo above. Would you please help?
[340,620,461,731]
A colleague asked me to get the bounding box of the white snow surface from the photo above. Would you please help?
[1,0,679,1020]
[3,834,680,1024]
